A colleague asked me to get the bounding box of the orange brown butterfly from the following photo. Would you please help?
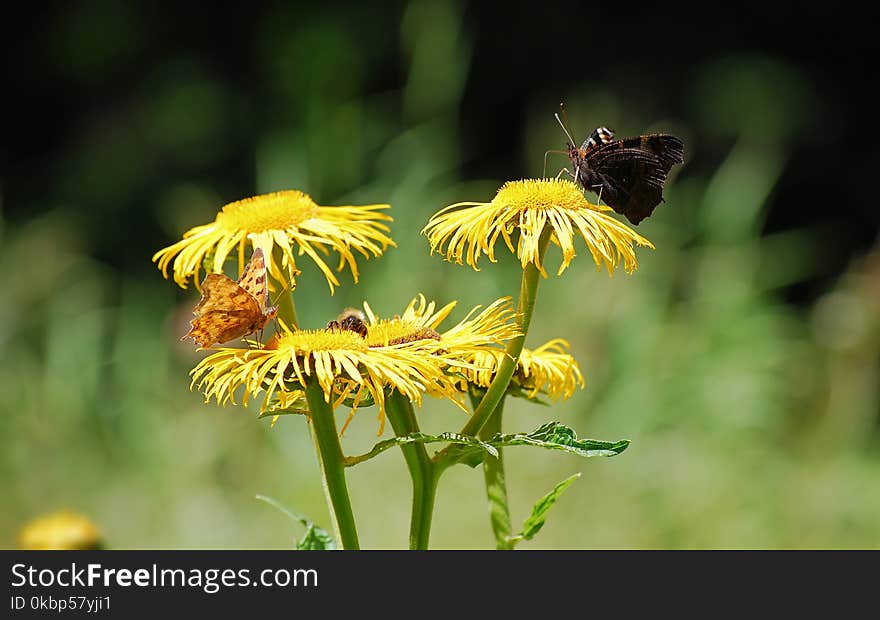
[182,247,278,348]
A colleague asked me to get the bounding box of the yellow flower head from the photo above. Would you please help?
[153,190,395,293]
[190,295,519,434]
[423,178,653,276]
[361,294,518,354]
[461,338,585,401]
[18,511,103,550]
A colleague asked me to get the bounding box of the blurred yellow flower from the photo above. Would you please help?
[191,295,519,433]
[153,190,394,293]
[460,338,585,401]
[423,178,653,276]
[18,511,102,550]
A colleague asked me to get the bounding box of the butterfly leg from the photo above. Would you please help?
[555,167,572,181]
[557,163,578,181]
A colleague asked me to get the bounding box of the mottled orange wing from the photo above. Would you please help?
[236,248,275,315]
[182,248,277,348]
[240,247,277,325]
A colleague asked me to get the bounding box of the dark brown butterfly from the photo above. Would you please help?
[557,113,684,225]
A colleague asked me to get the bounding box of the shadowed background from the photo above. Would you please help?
[2,1,878,548]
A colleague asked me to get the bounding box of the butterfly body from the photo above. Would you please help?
[566,129,684,225]
[183,248,277,348]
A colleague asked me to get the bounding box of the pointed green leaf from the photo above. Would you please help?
[257,406,308,419]
[255,494,337,550]
[494,422,630,458]
[508,473,581,548]
[434,422,628,470]
[345,431,497,467]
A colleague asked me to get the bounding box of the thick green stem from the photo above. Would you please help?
[474,393,513,549]
[267,248,351,545]
[386,390,437,550]
[303,379,360,550]
[458,226,552,437]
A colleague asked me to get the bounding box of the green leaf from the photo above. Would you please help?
[493,422,630,458]
[257,406,308,419]
[435,421,629,470]
[255,494,337,550]
[436,442,492,469]
[346,431,497,467]
[508,473,581,547]
[296,522,337,551]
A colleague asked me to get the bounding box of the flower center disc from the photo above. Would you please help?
[494,179,587,211]
[278,329,370,353]
[216,190,320,233]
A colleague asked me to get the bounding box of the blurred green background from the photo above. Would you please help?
[3,2,879,549]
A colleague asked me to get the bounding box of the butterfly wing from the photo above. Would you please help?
[616,134,684,169]
[183,248,281,348]
[583,134,684,225]
[183,273,264,347]
[236,248,276,318]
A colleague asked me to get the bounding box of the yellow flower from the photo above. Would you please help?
[153,190,394,293]
[18,511,103,550]
[190,295,519,434]
[423,178,653,276]
[361,294,518,354]
[460,338,585,401]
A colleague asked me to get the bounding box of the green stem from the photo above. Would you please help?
[474,393,513,550]
[303,379,360,550]
[457,226,552,437]
[270,245,299,329]
[267,248,350,545]
[386,390,437,550]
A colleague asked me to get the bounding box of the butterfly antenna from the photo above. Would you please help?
[269,284,289,309]
[267,283,295,333]
[556,102,577,145]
